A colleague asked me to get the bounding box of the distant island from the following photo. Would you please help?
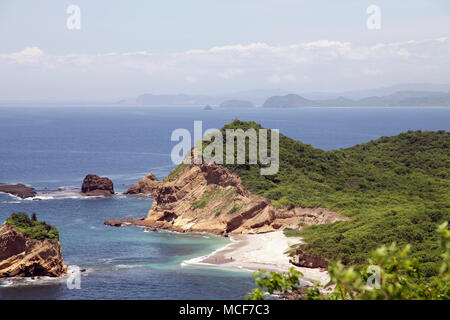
[262,91,450,108]
[219,100,254,108]
[117,90,450,108]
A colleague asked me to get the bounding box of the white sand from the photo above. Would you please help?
[183,231,329,285]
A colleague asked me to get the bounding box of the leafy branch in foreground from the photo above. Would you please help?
[247,222,449,300]
[246,267,303,300]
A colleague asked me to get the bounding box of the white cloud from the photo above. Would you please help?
[0,37,449,99]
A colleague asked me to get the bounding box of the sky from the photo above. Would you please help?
[0,0,449,100]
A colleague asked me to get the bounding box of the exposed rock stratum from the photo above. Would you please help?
[139,157,348,235]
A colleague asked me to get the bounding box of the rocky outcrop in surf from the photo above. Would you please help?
[81,174,114,196]
[137,156,348,235]
[104,219,122,227]
[124,173,159,196]
[0,183,36,199]
[0,213,66,278]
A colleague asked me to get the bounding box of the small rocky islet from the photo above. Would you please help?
[0,213,66,278]
[0,183,36,199]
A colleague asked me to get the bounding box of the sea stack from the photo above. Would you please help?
[124,173,159,196]
[81,174,114,196]
[0,213,67,278]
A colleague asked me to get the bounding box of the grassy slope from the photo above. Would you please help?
[205,120,449,276]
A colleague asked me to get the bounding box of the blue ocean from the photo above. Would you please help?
[0,106,449,299]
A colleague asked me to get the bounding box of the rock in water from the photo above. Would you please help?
[81,174,114,196]
[103,219,122,227]
[124,173,159,195]
[0,213,67,278]
[0,183,36,199]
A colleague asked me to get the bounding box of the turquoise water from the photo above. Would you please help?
[0,106,449,299]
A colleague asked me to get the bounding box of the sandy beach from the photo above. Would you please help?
[183,231,330,285]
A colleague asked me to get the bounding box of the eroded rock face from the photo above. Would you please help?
[139,155,349,235]
[81,174,114,196]
[124,173,159,195]
[0,224,67,278]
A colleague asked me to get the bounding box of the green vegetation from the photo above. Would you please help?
[192,187,237,212]
[247,223,450,300]
[200,120,450,274]
[192,188,221,209]
[228,203,241,214]
[6,212,60,242]
[165,163,189,181]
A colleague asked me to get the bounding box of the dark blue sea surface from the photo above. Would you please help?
[0,106,449,299]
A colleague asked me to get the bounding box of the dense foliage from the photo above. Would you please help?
[247,223,449,300]
[204,120,450,274]
[6,212,60,242]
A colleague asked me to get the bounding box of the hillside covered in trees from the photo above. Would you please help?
[209,120,449,275]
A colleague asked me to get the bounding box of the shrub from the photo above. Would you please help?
[228,203,240,214]
[6,212,60,242]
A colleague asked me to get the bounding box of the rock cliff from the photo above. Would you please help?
[142,158,348,235]
[0,220,66,278]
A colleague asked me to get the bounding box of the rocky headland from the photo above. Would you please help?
[142,160,347,235]
[81,174,114,196]
[104,152,348,281]
[0,213,66,278]
[107,155,348,236]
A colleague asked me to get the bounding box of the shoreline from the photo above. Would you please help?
[182,231,330,285]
